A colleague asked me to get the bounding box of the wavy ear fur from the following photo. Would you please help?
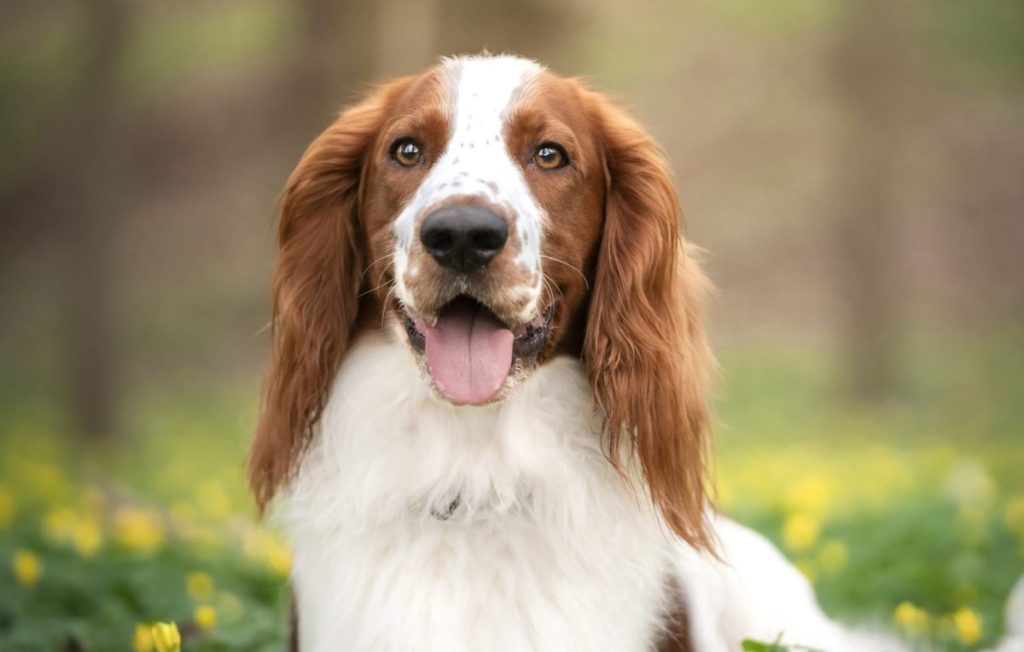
[584,96,713,550]
[249,82,405,511]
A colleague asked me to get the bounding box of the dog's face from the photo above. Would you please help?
[251,55,713,549]
[358,58,605,405]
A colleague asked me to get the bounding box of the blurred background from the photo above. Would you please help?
[1,0,1022,650]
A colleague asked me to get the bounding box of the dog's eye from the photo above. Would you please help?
[392,139,423,167]
[533,143,568,170]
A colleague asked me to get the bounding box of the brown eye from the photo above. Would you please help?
[392,139,423,167]
[534,143,568,170]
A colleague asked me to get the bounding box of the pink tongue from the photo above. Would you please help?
[423,300,514,405]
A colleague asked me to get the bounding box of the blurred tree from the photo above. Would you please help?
[289,0,376,139]
[27,0,134,442]
[1,0,145,441]
[64,0,131,440]
[831,0,909,401]
[282,0,576,139]
[372,0,439,79]
[435,0,576,68]
[0,1,133,440]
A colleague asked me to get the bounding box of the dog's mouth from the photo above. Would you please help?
[402,296,554,405]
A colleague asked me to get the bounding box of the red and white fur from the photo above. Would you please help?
[249,54,913,651]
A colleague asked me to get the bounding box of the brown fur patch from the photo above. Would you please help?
[248,71,449,510]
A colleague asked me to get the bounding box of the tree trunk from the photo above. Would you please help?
[290,0,377,137]
[63,0,130,440]
[831,0,907,401]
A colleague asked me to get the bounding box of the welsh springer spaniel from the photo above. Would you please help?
[249,55,904,651]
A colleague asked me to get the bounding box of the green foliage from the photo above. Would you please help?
[120,0,292,102]
[0,342,1021,650]
[742,636,825,652]
[0,393,289,651]
[715,336,1024,651]
[917,0,1024,88]
[0,542,286,650]
[0,513,289,651]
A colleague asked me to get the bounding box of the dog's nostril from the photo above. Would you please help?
[420,205,508,273]
[423,231,454,252]
[471,229,504,252]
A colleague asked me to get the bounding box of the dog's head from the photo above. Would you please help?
[250,55,712,548]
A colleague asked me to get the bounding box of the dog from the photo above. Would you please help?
[248,54,909,651]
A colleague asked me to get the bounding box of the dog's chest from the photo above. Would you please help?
[281,335,673,651]
[291,507,670,651]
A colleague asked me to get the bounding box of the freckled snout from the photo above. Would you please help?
[420,205,508,273]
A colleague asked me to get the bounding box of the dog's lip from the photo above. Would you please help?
[401,297,554,353]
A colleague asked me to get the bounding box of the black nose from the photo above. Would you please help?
[419,205,508,273]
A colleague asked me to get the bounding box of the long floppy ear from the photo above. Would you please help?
[248,83,404,511]
[584,96,714,550]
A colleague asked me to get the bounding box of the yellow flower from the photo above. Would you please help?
[133,623,154,652]
[12,549,42,587]
[784,477,831,516]
[186,571,215,600]
[72,518,103,557]
[245,528,293,577]
[43,506,103,557]
[817,539,849,574]
[194,604,217,631]
[0,485,16,529]
[782,512,820,551]
[953,607,981,645]
[115,508,165,553]
[893,601,929,633]
[44,506,78,542]
[265,540,292,577]
[150,622,181,652]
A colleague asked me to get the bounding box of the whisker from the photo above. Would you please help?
[373,262,393,295]
[360,253,395,280]
[539,279,561,338]
[541,279,554,306]
[540,255,589,290]
[540,277,563,312]
[360,261,395,298]
[544,274,564,300]
[380,287,396,328]
[359,281,391,299]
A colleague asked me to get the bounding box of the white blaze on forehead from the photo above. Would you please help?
[393,55,546,287]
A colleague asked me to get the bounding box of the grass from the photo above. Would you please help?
[715,335,1024,650]
[0,336,1021,650]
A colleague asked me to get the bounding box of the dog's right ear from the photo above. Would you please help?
[582,91,714,551]
[249,79,411,512]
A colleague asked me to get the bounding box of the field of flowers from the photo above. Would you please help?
[0,341,1021,651]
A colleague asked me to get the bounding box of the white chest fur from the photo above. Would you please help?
[282,332,675,651]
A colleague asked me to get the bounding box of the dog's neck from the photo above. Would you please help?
[282,329,638,529]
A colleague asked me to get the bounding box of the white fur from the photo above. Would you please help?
[676,518,906,651]
[987,575,1024,652]
[393,55,546,323]
[282,333,905,651]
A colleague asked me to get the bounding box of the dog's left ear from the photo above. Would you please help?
[249,78,412,512]
[583,93,714,550]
